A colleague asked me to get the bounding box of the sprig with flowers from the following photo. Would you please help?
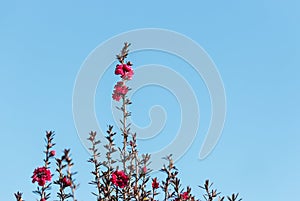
[14,43,242,201]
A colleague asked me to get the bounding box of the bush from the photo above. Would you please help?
[14,43,241,201]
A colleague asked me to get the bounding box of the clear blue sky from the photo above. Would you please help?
[1,1,300,200]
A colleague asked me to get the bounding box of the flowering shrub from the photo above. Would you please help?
[14,43,242,201]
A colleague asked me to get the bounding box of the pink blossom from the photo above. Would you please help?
[49,150,56,157]
[142,166,147,174]
[181,192,189,200]
[112,81,129,101]
[31,167,52,186]
[111,170,129,188]
[62,176,71,187]
[112,93,121,101]
[152,177,159,189]
[122,70,134,80]
[114,64,134,80]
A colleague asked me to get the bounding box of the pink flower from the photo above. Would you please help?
[152,177,159,189]
[114,84,128,95]
[62,176,71,187]
[115,66,124,75]
[173,192,189,201]
[40,199,46,201]
[142,166,147,174]
[114,64,134,80]
[112,93,121,101]
[111,170,129,188]
[112,81,129,101]
[122,69,134,80]
[122,64,132,72]
[31,167,52,186]
[49,150,56,157]
[181,192,189,200]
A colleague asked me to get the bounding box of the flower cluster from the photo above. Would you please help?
[31,167,52,186]
[112,81,129,101]
[112,43,134,102]
[115,63,134,80]
[110,170,129,188]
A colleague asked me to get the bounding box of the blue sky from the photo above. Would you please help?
[1,1,300,200]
